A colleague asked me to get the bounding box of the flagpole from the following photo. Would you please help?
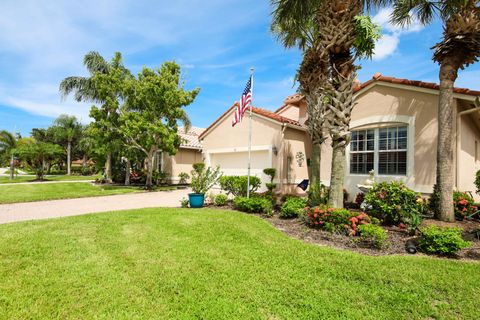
[247,67,254,198]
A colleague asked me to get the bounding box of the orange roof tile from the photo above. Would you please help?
[355,73,480,97]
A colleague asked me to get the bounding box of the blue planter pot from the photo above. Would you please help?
[188,193,205,208]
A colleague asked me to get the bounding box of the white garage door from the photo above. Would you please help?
[210,150,271,189]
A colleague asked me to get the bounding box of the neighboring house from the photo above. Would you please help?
[162,127,203,184]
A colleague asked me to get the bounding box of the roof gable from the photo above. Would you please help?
[199,103,304,140]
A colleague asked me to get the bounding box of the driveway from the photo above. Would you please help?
[0,188,190,224]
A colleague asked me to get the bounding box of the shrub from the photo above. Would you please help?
[180,198,189,208]
[178,172,190,184]
[233,196,272,215]
[357,224,388,249]
[453,191,478,221]
[354,192,364,206]
[307,182,329,207]
[303,207,375,235]
[263,168,276,181]
[214,194,228,206]
[219,176,261,197]
[190,163,222,194]
[419,226,471,255]
[475,169,480,195]
[364,181,425,225]
[280,197,307,218]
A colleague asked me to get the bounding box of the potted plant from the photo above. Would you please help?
[189,163,222,208]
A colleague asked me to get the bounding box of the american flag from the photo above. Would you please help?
[232,75,253,126]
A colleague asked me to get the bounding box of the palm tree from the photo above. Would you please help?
[0,130,17,180]
[271,0,382,207]
[390,0,480,221]
[271,0,330,187]
[60,52,131,182]
[52,114,82,175]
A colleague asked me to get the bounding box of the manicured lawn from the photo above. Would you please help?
[0,183,146,204]
[0,174,99,184]
[0,208,478,319]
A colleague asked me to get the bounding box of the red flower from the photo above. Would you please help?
[399,223,406,229]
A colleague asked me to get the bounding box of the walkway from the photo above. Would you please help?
[0,188,190,224]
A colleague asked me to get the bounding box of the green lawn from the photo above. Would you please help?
[0,182,147,204]
[0,174,99,184]
[0,208,478,319]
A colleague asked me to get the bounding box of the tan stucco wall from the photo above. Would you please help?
[279,127,311,195]
[277,105,300,121]
[163,148,202,183]
[458,113,480,198]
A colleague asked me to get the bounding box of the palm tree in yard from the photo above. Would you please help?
[390,0,480,221]
[60,52,131,182]
[52,114,82,175]
[0,130,17,180]
[271,1,330,188]
[271,0,382,207]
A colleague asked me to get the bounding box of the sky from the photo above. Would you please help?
[0,0,479,136]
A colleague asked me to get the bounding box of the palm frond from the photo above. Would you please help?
[84,51,109,74]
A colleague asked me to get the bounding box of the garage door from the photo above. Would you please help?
[210,150,271,190]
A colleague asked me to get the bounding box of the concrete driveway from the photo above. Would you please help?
[0,188,191,224]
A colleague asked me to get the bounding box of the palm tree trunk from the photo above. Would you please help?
[436,59,459,222]
[67,141,72,175]
[9,154,14,180]
[310,142,321,186]
[105,152,112,183]
[328,139,346,208]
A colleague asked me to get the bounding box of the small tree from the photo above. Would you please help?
[14,142,63,180]
[263,168,277,192]
[121,62,199,189]
[0,130,18,180]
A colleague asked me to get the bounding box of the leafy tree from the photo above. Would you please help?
[390,0,480,221]
[121,62,199,188]
[0,130,18,179]
[60,52,132,182]
[50,114,82,175]
[14,141,63,180]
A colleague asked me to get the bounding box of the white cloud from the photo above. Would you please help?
[372,8,424,60]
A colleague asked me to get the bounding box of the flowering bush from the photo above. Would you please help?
[303,207,375,235]
[364,181,425,225]
[453,191,478,221]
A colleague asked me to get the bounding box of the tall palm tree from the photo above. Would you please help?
[52,114,82,175]
[60,52,131,182]
[271,0,382,207]
[390,0,480,221]
[271,0,330,187]
[0,130,17,180]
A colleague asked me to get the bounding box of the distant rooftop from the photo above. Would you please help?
[178,127,204,150]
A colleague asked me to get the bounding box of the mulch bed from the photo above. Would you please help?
[206,202,480,261]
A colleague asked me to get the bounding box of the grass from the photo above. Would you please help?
[0,174,99,184]
[0,183,152,204]
[0,208,478,319]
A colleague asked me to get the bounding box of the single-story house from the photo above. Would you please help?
[161,127,204,184]
[165,73,480,200]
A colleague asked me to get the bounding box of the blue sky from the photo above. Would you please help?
[0,1,479,136]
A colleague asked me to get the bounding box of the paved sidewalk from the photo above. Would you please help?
[0,188,190,224]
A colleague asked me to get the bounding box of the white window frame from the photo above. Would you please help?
[347,115,415,179]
